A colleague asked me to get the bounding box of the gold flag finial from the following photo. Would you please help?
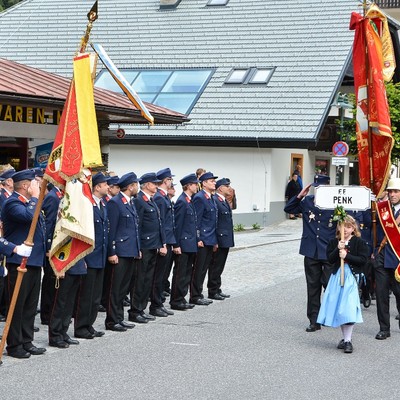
[79,1,98,53]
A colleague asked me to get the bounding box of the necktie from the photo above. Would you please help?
[99,201,105,218]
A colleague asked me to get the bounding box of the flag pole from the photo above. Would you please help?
[362,0,378,249]
[0,0,99,366]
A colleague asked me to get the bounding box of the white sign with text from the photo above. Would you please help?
[314,185,371,210]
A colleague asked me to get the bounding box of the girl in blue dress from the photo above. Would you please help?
[317,215,369,353]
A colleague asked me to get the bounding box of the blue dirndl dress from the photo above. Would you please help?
[317,263,363,328]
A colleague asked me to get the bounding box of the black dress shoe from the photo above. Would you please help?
[49,341,69,348]
[33,326,40,332]
[150,308,169,317]
[24,345,46,355]
[0,314,6,322]
[305,323,321,332]
[75,332,95,339]
[119,320,135,329]
[93,330,105,337]
[191,298,211,306]
[343,341,353,353]
[8,349,31,358]
[396,314,400,320]
[140,311,156,321]
[129,314,148,324]
[161,306,174,315]
[106,323,127,332]
[337,339,345,349]
[170,303,187,311]
[163,291,170,297]
[65,337,79,345]
[375,330,391,340]
[209,293,225,300]
[219,292,230,298]
[184,303,195,309]
[98,305,106,312]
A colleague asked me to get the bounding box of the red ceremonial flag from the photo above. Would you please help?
[350,7,394,198]
[43,54,102,277]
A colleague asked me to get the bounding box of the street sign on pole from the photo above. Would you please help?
[332,141,349,157]
[314,185,371,210]
[332,157,348,166]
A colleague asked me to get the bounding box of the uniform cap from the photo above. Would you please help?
[180,173,199,186]
[92,172,108,187]
[156,167,174,180]
[118,172,139,188]
[0,168,16,180]
[311,174,330,187]
[11,169,36,183]
[107,176,120,186]
[216,178,231,189]
[199,171,218,182]
[140,172,162,184]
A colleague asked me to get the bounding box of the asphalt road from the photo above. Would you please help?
[1,220,400,399]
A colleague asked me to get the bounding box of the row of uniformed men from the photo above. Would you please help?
[0,166,234,361]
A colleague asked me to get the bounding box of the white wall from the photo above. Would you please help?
[108,144,271,214]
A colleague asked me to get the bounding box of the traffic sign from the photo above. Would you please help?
[332,141,349,157]
[332,157,348,166]
[314,185,371,210]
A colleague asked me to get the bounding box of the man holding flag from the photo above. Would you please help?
[1,170,46,358]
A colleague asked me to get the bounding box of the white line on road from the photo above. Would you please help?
[170,342,200,346]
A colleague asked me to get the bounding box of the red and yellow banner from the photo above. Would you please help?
[44,53,102,277]
[44,53,102,188]
[350,5,395,198]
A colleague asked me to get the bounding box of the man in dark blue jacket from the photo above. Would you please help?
[1,169,46,358]
[208,178,234,300]
[284,174,336,332]
[130,172,166,322]
[104,172,140,332]
[151,168,176,317]
[170,173,199,310]
[74,172,109,339]
[190,171,218,305]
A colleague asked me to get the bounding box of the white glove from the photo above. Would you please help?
[15,244,33,257]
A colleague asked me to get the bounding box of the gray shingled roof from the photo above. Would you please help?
[0,0,357,145]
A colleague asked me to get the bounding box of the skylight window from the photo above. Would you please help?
[225,69,250,84]
[95,68,215,115]
[248,68,274,84]
[207,0,230,5]
[225,67,275,85]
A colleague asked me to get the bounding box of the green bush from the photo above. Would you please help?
[234,223,245,232]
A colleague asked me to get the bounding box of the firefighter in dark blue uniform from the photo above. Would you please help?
[130,172,166,322]
[284,174,336,332]
[105,172,140,331]
[190,171,218,305]
[208,178,234,300]
[74,172,109,339]
[151,168,176,317]
[1,169,46,358]
[170,173,199,310]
